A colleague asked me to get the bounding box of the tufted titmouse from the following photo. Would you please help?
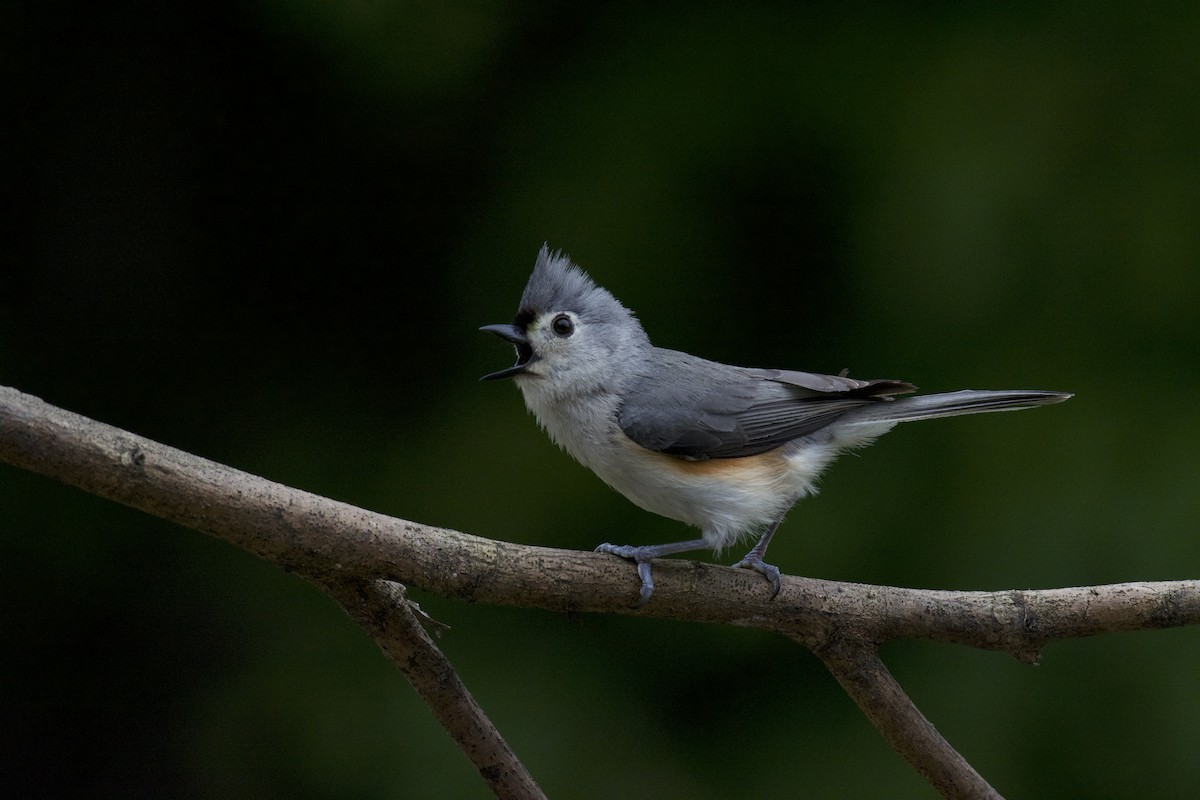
[481,246,1070,605]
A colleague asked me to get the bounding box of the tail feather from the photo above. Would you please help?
[847,390,1072,425]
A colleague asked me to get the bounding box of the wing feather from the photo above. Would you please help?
[617,349,916,459]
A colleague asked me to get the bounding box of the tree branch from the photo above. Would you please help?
[2,384,1197,798]
[816,639,1000,799]
[318,577,546,800]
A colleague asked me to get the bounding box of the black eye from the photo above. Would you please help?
[551,314,574,337]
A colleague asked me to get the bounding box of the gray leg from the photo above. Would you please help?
[594,538,710,607]
[732,517,785,599]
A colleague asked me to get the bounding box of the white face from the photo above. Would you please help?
[518,309,597,386]
[513,307,632,470]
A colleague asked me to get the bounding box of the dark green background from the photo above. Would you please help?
[4,3,1199,797]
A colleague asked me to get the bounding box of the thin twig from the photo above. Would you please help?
[320,578,546,800]
[816,638,1002,799]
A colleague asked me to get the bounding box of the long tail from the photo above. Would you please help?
[847,389,1072,425]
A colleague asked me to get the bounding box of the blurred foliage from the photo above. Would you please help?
[3,2,1199,798]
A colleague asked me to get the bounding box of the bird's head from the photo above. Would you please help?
[480,246,649,397]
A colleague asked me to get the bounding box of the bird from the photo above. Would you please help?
[480,245,1070,606]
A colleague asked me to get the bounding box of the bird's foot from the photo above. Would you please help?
[594,543,657,607]
[731,554,782,599]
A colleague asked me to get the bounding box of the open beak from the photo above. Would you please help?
[479,323,536,380]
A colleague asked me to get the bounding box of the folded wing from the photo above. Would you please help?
[617,350,915,459]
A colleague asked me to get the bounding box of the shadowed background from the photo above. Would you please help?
[3,2,1199,797]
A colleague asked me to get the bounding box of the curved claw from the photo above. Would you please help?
[732,555,783,600]
[634,560,655,608]
[595,543,657,607]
